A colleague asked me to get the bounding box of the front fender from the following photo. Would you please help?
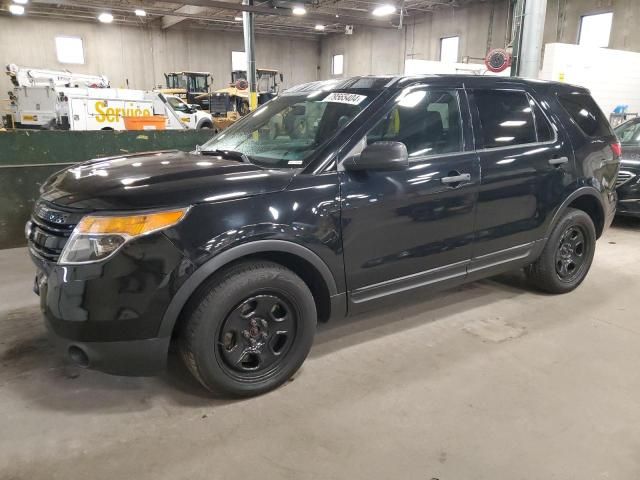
[157,239,339,338]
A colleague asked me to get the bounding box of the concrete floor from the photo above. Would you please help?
[1,219,640,479]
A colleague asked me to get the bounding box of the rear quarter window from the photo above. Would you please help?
[558,93,611,138]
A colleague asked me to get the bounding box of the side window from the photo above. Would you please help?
[366,89,463,158]
[168,97,183,110]
[558,93,610,138]
[474,90,536,148]
[532,102,555,142]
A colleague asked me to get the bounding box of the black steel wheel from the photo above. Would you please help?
[526,208,596,294]
[180,261,317,397]
[554,225,588,282]
[217,294,298,380]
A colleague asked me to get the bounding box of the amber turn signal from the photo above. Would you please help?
[76,208,188,237]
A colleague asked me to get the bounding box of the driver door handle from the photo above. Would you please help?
[441,173,471,185]
[548,156,569,166]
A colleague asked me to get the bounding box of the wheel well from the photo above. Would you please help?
[170,251,333,340]
[567,195,604,238]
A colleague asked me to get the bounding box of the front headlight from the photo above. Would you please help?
[59,208,188,265]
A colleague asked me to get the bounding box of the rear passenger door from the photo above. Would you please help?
[468,88,573,273]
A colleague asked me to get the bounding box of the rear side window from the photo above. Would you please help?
[558,93,610,137]
[474,90,537,148]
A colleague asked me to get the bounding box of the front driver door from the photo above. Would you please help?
[339,85,480,310]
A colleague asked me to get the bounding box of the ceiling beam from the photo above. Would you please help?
[161,5,207,28]
[150,0,400,28]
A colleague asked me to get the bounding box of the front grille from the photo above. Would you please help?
[27,202,83,262]
[616,170,637,188]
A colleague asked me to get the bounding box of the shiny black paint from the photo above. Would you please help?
[40,150,295,210]
[615,119,640,217]
[468,86,577,256]
[27,75,619,376]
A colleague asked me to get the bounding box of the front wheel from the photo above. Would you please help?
[525,208,596,294]
[179,261,317,397]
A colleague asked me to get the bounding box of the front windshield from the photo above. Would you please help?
[201,90,374,168]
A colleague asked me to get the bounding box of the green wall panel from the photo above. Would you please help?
[0,129,215,249]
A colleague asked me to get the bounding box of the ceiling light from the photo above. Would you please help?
[98,12,114,23]
[134,9,146,16]
[372,4,395,16]
[13,0,28,4]
[315,24,325,31]
[292,5,306,15]
[9,4,25,14]
[234,15,242,21]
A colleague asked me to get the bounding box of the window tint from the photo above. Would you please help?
[367,89,463,157]
[533,103,555,142]
[614,121,640,145]
[558,93,611,137]
[474,90,536,148]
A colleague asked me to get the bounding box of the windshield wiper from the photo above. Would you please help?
[201,149,251,164]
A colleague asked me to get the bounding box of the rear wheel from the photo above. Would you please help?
[179,261,317,397]
[525,208,596,293]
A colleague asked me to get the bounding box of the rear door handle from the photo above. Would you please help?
[441,173,471,185]
[548,156,569,166]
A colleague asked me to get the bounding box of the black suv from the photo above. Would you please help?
[27,76,619,396]
[613,118,640,217]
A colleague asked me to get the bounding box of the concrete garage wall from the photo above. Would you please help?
[319,1,510,78]
[543,0,640,51]
[320,0,640,79]
[0,16,320,96]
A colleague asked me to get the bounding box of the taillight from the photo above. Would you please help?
[611,142,622,157]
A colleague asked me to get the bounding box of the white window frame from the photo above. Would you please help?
[55,36,85,65]
[332,54,344,76]
[440,36,459,63]
[578,12,613,48]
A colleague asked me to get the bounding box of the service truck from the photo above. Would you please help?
[9,87,214,131]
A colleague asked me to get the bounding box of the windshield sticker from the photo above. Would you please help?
[287,160,303,165]
[322,93,367,105]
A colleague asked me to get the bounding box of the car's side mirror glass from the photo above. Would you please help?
[343,141,409,172]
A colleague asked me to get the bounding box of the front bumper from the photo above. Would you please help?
[29,232,190,376]
[45,316,170,375]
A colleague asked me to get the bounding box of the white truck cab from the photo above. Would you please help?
[164,95,214,129]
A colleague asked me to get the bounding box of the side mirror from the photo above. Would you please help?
[343,141,409,171]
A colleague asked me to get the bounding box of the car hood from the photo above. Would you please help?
[40,150,295,210]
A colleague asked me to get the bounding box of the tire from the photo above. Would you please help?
[525,208,597,294]
[239,101,250,116]
[179,261,317,397]
[198,122,212,130]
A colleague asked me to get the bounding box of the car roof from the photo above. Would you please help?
[284,75,590,95]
